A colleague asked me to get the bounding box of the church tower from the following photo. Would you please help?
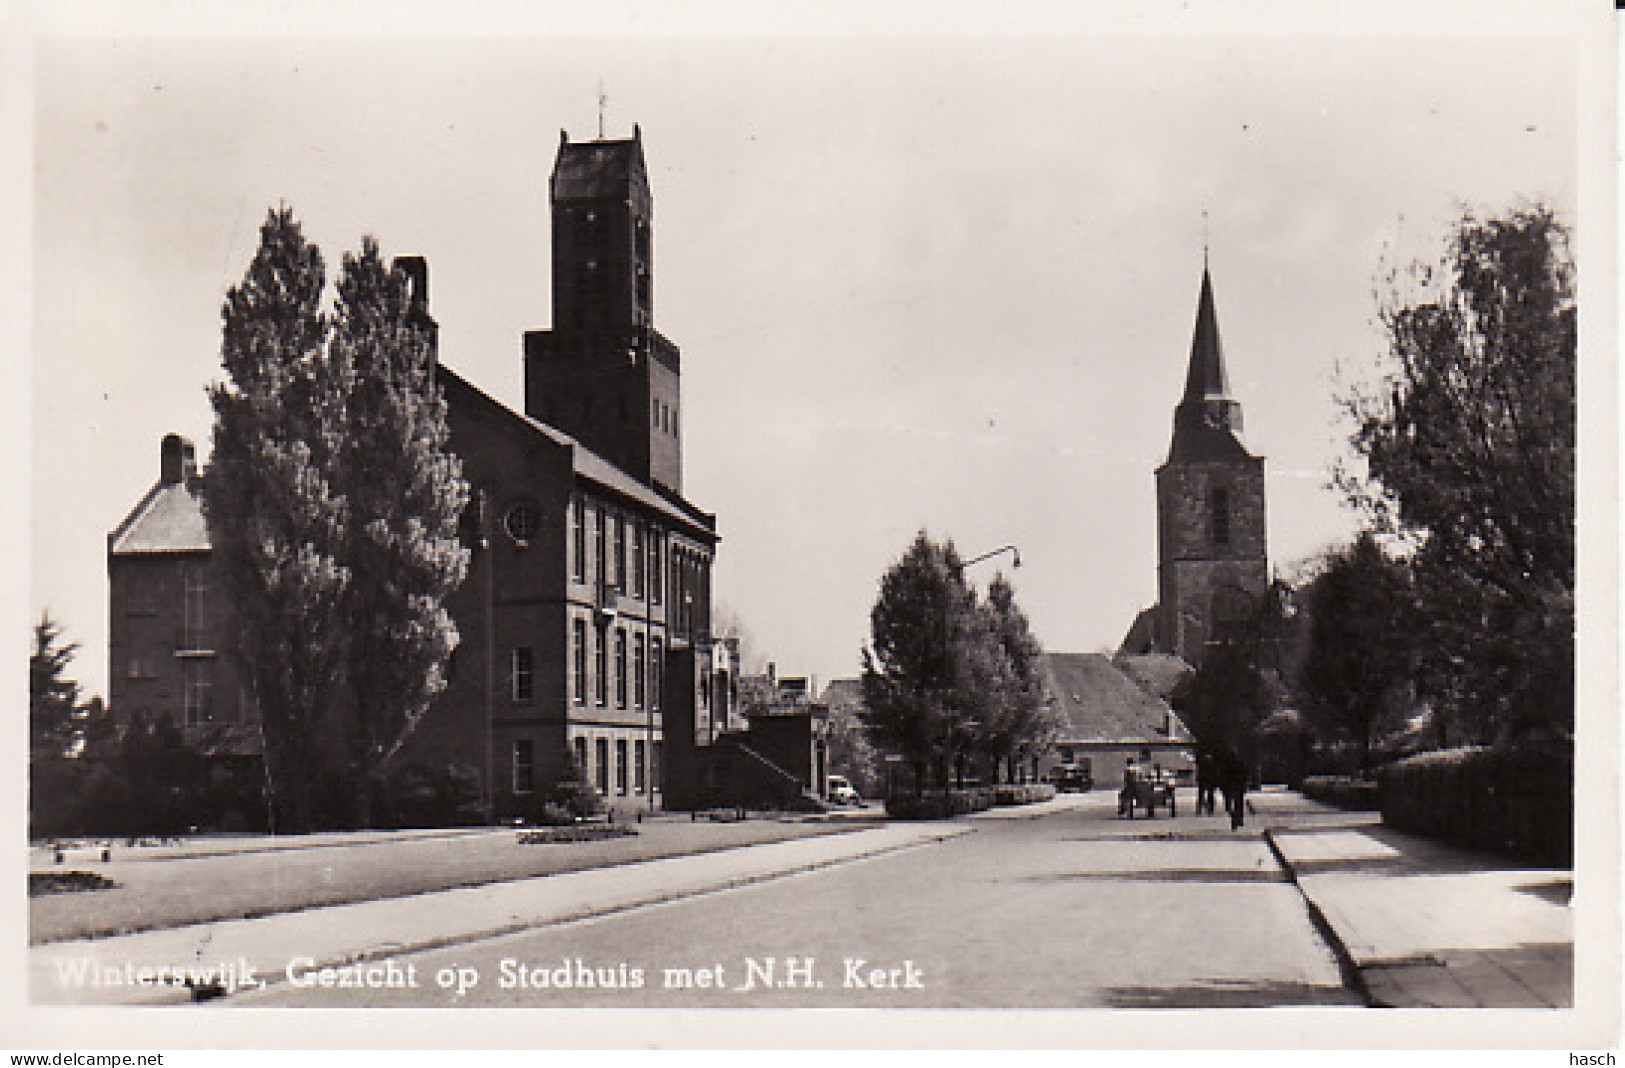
[1154,266,1268,666]
[525,125,684,495]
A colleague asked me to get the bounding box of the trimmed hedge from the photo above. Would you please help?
[992,783,1057,806]
[1377,743,1573,865]
[886,783,1056,819]
[1300,775,1380,811]
[886,789,991,820]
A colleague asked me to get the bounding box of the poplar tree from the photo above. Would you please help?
[205,207,350,832]
[329,241,469,824]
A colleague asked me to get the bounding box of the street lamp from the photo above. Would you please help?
[960,544,1021,572]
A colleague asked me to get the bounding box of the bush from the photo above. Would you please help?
[991,783,1058,806]
[1377,742,1572,865]
[1300,775,1379,810]
[885,788,1008,820]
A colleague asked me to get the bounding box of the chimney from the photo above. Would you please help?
[394,255,429,313]
[392,255,437,359]
[160,433,196,485]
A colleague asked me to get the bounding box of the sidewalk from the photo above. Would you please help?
[1259,791,1573,1009]
[31,820,971,1006]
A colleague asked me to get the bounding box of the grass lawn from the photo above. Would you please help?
[30,817,869,945]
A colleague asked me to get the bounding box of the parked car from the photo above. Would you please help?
[826,775,864,806]
[1050,762,1094,792]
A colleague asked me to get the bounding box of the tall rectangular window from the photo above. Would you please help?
[572,618,588,705]
[633,633,646,709]
[1211,486,1231,547]
[594,738,610,793]
[634,739,646,793]
[651,637,664,710]
[573,736,588,780]
[594,506,606,586]
[614,515,627,591]
[183,566,210,650]
[651,740,662,793]
[594,629,608,706]
[615,739,629,795]
[614,628,628,708]
[571,496,586,582]
[512,647,534,702]
[182,658,213,726]
[512,739,535,795]
[632,523,645,598]
[649,530,663,605]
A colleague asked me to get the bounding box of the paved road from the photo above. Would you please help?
[237,793,1360,1009]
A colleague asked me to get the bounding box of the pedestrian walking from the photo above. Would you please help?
[1195,746,1218,816]
[1218,751,1248,830]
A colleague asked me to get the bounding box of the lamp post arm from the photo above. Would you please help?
[960,544,1021,571]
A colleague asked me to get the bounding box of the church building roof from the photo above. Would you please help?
[1039,652,1190,746]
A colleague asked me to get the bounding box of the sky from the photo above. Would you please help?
[21,2,1591,701]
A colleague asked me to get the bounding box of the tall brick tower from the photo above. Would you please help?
[525,125,684,494]
[1154,265,1268,666]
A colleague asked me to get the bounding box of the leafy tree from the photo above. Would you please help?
[822,693,882,796]
[861,533,985,792]
[1341,205,1574,743]
[205,207,352,832]
[860,533,1047,790]
[30,613,83,760]
[979,573,1054,782]
[1297,533,1416,775]
[1180,580,1296,775]
[329,241,469,825]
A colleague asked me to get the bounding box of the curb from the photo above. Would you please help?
[1262,827,1376,1008]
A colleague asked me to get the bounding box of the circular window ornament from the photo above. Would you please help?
[504,502,542,546]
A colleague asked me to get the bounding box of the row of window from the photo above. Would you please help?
[511,624,666,711]
[509,735,662,798]
[567,497,712,616]
[571,496,666,601]
[652,398,676,435]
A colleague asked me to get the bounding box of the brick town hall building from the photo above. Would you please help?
[108,126,737,825]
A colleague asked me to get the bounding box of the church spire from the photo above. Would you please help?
[1181,266,1232,404]
[1167,265,1249,463]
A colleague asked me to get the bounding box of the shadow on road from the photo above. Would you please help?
[1103,977,1360,1008]
[1022,868,1289,884]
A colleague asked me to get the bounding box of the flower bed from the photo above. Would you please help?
[1377,743,1572,865]
[515,825,639,845]
[30,871,119,896]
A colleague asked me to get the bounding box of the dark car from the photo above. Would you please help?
[1051,762,1094,792]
